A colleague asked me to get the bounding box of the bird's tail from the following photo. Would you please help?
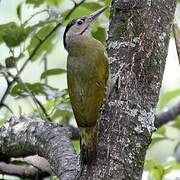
[79,126,97,164]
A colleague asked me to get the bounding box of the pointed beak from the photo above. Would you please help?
[87,6,108,24]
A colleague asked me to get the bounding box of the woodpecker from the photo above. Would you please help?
[63,6,109,163]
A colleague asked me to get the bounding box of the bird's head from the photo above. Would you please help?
[63,6,108,50]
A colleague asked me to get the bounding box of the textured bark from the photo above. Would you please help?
[80,0,176,179]
[0,162,49,179]
[0,117,79,180]
[0,0,177,180]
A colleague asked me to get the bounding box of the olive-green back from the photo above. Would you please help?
[67,36,109,127]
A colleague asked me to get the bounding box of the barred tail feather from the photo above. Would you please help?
[79,126,97,164]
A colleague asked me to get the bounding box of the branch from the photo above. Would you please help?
[0,103,13,114]
[154,101,180,128]
[12,155,51,173]
[0,116,80,180]
[172,20,180,65]
[19,80,51,120]
[0,162,49,179]
[0,0,86,110]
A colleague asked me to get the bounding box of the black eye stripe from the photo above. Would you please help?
[63,18,77,48]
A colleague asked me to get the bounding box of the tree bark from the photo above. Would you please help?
[0,117,79,180]
[80,0,176,179]
[0,0,177,180]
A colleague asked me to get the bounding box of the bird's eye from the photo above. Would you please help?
[77,19,84,25]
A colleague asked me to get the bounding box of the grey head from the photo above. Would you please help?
[63,6,108,50]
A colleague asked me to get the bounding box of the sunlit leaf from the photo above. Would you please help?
[11,82,56,97]
[155,127,166,136]
[82,2,102,11]
[72,140,80,153]
[82,2,110,17]
[5,56,16,68]
[158,89,180,110]
[41,68,66,79]
[17,3,22,21]
[28,24,57,61]
[62,7,91,24]
[0,118,8,127]
[26,0,62,7]
[0,22,33,47]
[144,160,158,169]
[172,116,180,129]
[145,160,164,180]
[92,26,106,44]
[103,0,112,5]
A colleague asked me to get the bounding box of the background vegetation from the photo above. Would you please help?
[0,0,179,179]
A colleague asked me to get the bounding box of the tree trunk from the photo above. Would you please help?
[80,0,176,179]
[0,0,177,179]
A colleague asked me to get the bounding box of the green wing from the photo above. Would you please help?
[67,44,109,127]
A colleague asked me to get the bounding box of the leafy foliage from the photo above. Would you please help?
[144,160,180,180]
[158,89,180,110]
[0,0,179,179]
[26,0,62,7]
[0,22,32,47]
[28,24,57,61]
[11,82,57,97]
[41,68,66,79]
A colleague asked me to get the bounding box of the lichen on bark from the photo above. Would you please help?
[0,0,177,179]
[79,0,176,179]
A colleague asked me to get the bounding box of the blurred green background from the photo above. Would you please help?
[0,0,179,179]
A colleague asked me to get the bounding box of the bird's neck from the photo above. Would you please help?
[66,35,104,56]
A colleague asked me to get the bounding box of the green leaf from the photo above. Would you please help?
[5,56,16,68]
[145,160,180,180]
[145,160,164,180]
[82,2,102,11]
[26,0,44,7]
[104,0,112,5]
[41,68,66,79]
[155,127,166,136]
[46,0,62,5]
[92,26,106,44]
[72,140,80,153]
[62,7,91,23]
[0,118,8,127]
[26,0,62,7]
[11,82,56,97]
[28,24,56,61]
[172,116,180,129]
[82,2,110,17]
[5,53,25,68]
[0,22,32,47]
[158,89,180,110]
[17,3,22,21]
[144,160,157,170]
